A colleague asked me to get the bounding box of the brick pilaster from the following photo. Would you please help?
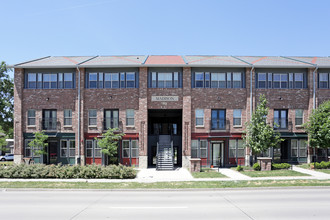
[14,68,24,163]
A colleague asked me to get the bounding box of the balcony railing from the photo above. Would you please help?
[103,118,122,131]
[40,118,60,131]
[272,118,292,131]
[210,119,230,132]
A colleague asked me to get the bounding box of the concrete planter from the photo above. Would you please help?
[257,157,272,171]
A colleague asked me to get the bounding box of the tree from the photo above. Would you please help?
[304,100,330,154]
[244,95,283,159]
[96,128,124,165]
[0,126,7,153]
[0,61,14,137]
[28,131,48,162]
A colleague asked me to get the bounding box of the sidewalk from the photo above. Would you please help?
[0,166,329,183]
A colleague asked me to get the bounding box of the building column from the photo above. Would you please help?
[138,67,148,168]
[182,67,192,169]
[76,67,85,165]
[13,68,24,164]
[245,67,254,166]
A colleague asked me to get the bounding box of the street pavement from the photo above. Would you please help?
[1,188,330,220]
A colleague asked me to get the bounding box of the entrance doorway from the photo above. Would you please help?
[148,109,182,167]
[47,141,58,164]
[211,142,224,167]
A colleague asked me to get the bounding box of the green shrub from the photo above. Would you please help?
[0,164,137,179]
[253,162,261,171]
[272,163,291,170]
[236,165,243,172]
[314,161,330,169]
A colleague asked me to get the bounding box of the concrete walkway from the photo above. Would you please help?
[292,165,330,179]
[218,168,252,180]
[136,168,194,182]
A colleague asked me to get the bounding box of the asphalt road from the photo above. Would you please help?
[1,188,329,220]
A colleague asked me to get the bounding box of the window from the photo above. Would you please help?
[27,109,36,126]
[227,72,232,88]
[42,110,57,130]
[295,109,303,126]
[257,72,306,89]
[105,73,119,88]
[195,72,204,88]
[64,109,72,126]
[232,72,242,88]
[122,140,139,158]
[60,140,75,157]
[87,72,136,88]
[319,73,329,89]
[28,73,36,88]
[294,73,303,88]
[229,139,245,158]
[191,140,207,158]
[195,109,204,126]
[258,73,266,88]
[274,109,287,129]
[104,109,119,129]
[25,140,32,157]
[200,140,207,158]
[211,73,226,88]
[85,140,102,158]
[149,72,181,88]
[233,109,242,126]
[26,72,74,89]
[89,109,97,126]
[126,109,134,126]
[291,139,307,158]
[211,109,226,130]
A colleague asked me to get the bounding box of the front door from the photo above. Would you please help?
[212,143,221,167]
[48,141,58,164]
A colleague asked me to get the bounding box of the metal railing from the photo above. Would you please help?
[210,119,230,131]
[40,118,60,131]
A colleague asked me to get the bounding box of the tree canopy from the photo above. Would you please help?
[0,61,14,137]
[304,100,330,149]
[96,128,124,164]
[244,94,283,155]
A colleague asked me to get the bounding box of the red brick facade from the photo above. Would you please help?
[13,56,330,168]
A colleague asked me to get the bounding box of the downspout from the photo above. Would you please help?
[312,66,318,109]
[76,66,81,165]
[250,66,255,117]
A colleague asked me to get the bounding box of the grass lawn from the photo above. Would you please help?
[191,169,227,178]
[297,164,310,169]
[241,170,310,177]
[316,169,330,174]
[0,179,329,189]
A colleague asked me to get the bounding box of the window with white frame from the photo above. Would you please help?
[233,109,242,126]
[211,73,226,88]
[195,109,204,126]
[229,139,244,158]
[89,109,97,126]
[195,72,204,88]
[60,140,75,157]
[86,72,136,88]
[25,140,32,157]
[319,73,329,89]
[85,140,102,158]
[291,139,307,157]
[295,109,303,126]
[27,109,36,126]
[126,109,134,126]
[191,140,207,158]
[122,140,139,158]
[294,73,303,88]
[258,73,266,88]
[105,73,119,88]
[233,72,242,88]
[89,73,98,88]
[64,109,72,126]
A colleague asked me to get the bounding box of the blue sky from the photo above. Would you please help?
[1,0,330,77]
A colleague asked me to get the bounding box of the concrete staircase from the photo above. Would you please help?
[156,135,174,171]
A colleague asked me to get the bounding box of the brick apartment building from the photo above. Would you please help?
[12,55,330,169]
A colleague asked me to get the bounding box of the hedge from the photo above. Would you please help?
[0,164,137,179]
[312,161,330,169]
[253,163,261,171]
[271,163,291,170]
